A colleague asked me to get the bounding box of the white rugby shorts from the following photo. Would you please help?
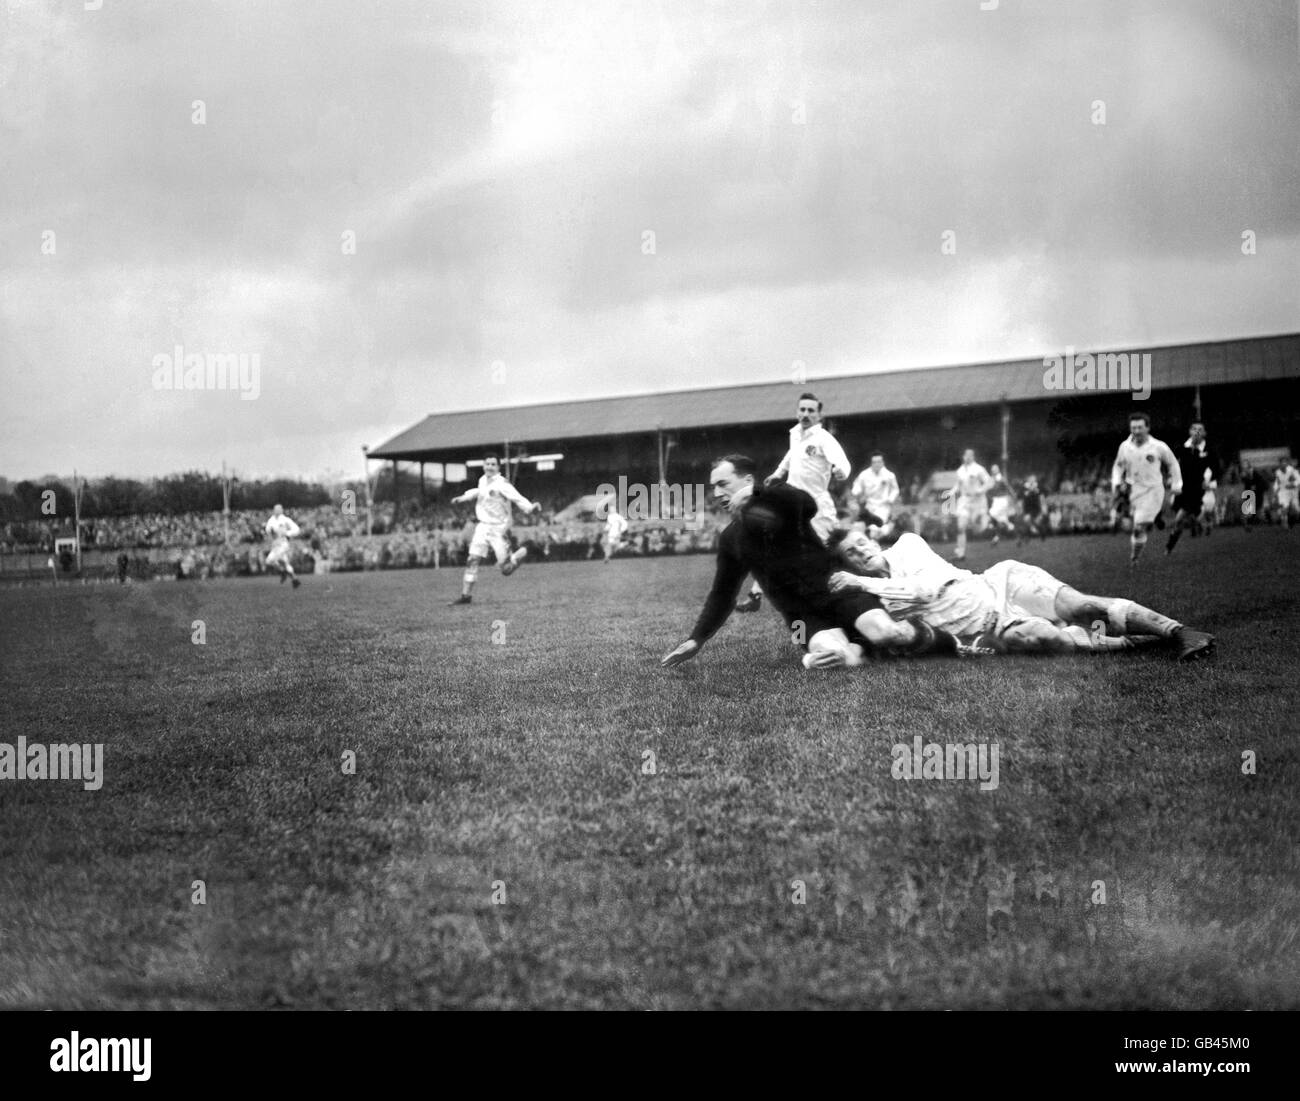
[1128,484,1165,526]
[265,538,292,566]
[983,560,1065,628]
[469,522,511,563]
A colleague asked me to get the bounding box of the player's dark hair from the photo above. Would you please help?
[798,392,822,411]
[870,451,884,461]
[483,454,499,464]
[827,526,854,547]
[1128,412,1150,426]
[714,453,757,478]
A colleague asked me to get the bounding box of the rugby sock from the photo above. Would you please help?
[462,563,478,596]
[1122,603,1182,639]
[1166,527,1182,553]
[1130,531,1147,562]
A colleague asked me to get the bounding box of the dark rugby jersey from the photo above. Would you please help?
[689,483,843,645]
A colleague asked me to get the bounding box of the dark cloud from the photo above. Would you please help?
[2,0,1297,478]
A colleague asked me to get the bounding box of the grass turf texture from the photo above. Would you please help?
[1,528,1297,1010]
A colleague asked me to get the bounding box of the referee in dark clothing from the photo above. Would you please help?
[1167,421,1220,555]
[662,454,962,669]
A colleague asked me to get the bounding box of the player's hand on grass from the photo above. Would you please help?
[661,639,700,668]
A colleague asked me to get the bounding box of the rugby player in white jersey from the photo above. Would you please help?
[447,455,541,605]
[661,455,974,672]
[1112,412,1182,565]
[944,449,993,562]
[850,452,900,539]
[1274,461,1299,530]
[736,392,851,613]
[264,504,303,589]
[601,503,628,563]
[826,529,1215,662]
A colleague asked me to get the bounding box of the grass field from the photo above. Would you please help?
[1,527,1298,1010]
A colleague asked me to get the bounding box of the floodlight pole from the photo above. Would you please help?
[222,460,232,546]
[73,468,83,574]
[1000,399,1011,481]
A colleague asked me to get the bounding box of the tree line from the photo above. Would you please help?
[0,472,335,521]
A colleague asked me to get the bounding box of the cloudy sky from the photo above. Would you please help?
[2,0,1298,480]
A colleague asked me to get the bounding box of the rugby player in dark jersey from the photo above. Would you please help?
[661,454,970,670]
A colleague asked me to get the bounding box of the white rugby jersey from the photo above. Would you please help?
[1112,436,1182,495]
[463,474,533,526]
[851,465,900,510]
[1276,465,1300,493]
[849,534,995,637]
[265,514,300,541]
[775,423,850,500]
[954,461,992,501]
[604,510,628,537]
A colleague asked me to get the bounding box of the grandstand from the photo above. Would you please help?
[5,333,1296,584]
[369,332,1300,511]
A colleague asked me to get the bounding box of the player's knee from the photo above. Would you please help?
[854,609,909,648]
[1055,585,1098,622]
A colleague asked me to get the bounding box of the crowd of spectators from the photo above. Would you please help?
[1,454,1289,582]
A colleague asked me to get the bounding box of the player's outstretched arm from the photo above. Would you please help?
[661,639,700,667]
[765,450,792,486]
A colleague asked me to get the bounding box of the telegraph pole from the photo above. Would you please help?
[362,446,374,536]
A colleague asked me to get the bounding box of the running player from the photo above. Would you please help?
[986,464,1016,545]
[1112,413,1181,565]
[1016,475,1047,544]
[945,449,992,562]
[736,392,851,613]
[447,455,541,605]
[828,529,1215,662]
[850,452,901,539]
[264,504,302,589]
[1166,421,1220,555]
[1274,460,1299,530]
[601,503,628,563]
